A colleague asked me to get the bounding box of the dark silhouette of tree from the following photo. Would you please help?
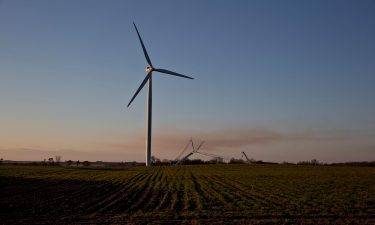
[48,158,54,166]
[151,156,161,164]
[76,160,80,166]
[65,160,73,167]
[41,159,47,166]
[55,156,62,165]
[209,157,224,164]
[310,159,320,165]
[82,161,90,166]
[229,158,245,164]
[297,159,321,165]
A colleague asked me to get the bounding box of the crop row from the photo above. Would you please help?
[0,164,374,224]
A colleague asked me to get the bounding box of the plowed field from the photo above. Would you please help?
[0,164,374,224]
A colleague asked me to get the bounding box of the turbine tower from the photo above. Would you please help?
[127,23,194,166]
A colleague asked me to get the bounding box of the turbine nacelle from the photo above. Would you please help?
[145,66,153,73]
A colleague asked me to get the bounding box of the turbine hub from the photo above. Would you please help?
[145,66,153,73]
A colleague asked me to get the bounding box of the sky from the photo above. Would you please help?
[0,0,374,163]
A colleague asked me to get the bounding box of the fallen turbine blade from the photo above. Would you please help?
[154,68,194,80]
[196,141,205,151]
[133,22,153,67]
[191,139,195,151]
[127,73,151,107]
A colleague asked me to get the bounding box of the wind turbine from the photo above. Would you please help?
[127,23,194,166]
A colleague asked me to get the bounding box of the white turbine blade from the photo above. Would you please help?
[133,22,153,67]
[127,72,151,107]
[154,68,194,80]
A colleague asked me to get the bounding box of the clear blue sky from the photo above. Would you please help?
[0,0,374,162]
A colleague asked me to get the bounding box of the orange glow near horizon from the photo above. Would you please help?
[1,127,374,163]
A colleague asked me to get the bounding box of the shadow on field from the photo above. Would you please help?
[1,166,374,225]
[1,175,225,224]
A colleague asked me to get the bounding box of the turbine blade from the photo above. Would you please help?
[191,138,195,151]
[133,22,153,67]
[196,141,204,151]
[127,73,151,107]
[154,68,194,80]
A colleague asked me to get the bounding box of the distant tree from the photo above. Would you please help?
[329,161,375,167]
[310,159,320,166]
[65,160,73,167]
[82,161,90,166]
[48,158,54,166]
[219,157,224,163]
[151,156,161,164]
[297,159,320,165]
[161,159,171,165]
[189,159,204,165]
[229,158,245,164]
[55,156,62,165]
[212,157,224,164]
[76,160,80,166]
